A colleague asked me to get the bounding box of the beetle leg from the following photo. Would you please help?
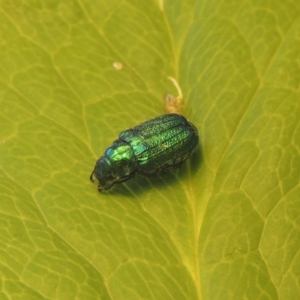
[98,172,136,191]
[138,161,184,178]
[114,172,136,185]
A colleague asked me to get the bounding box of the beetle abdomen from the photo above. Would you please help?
[120,114,198,174]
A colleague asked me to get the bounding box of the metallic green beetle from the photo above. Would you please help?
[90,113,199,191]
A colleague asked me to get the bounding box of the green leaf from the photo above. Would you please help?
[0,0,300,299]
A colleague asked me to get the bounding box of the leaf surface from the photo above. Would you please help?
[0,1,300,299]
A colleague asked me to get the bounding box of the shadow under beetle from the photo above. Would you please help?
[90,113,199,191]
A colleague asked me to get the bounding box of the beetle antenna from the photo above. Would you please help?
[90,168,95,181]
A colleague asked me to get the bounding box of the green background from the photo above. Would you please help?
[1,0,300,299]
